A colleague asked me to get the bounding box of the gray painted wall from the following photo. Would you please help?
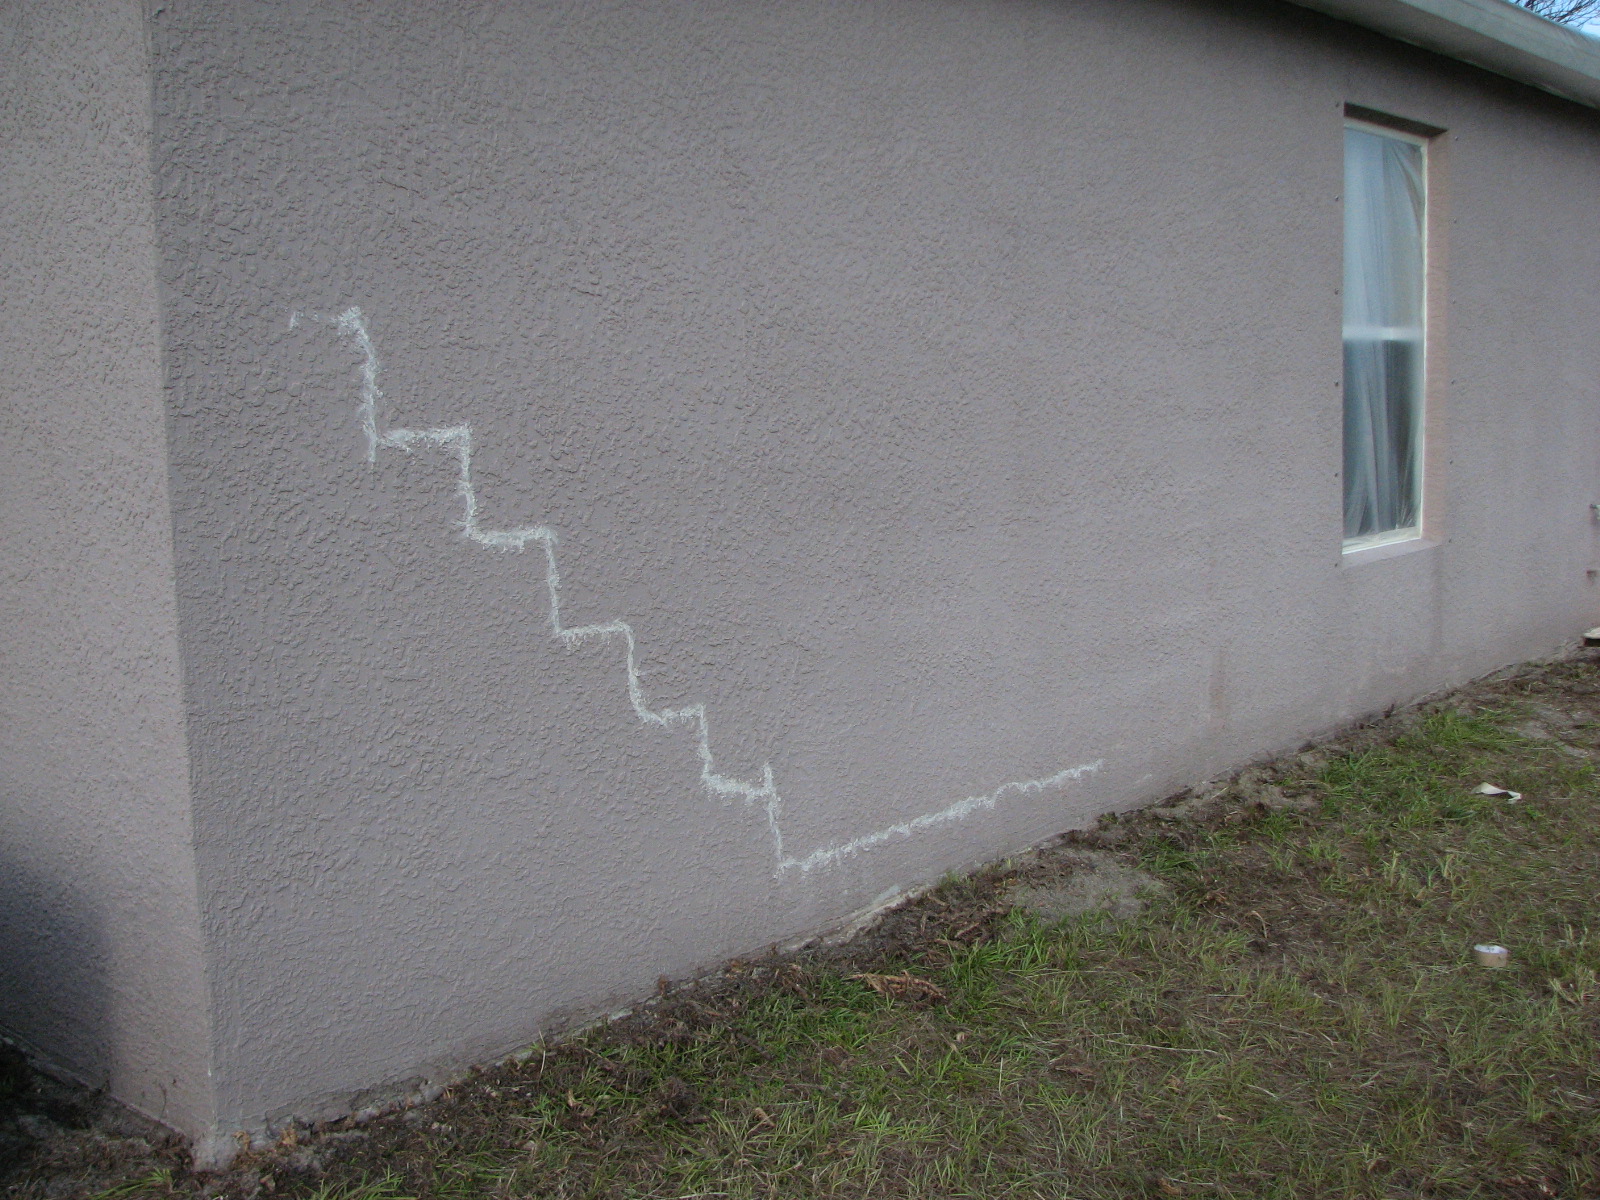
[0,0,213,1139]
[6,0,1600,1154]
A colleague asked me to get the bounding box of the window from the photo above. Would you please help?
[1342,118,1427,549]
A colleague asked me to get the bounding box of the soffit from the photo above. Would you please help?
[1282,0,1600,109]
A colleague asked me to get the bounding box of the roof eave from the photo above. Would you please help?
[1281,0,1600,110]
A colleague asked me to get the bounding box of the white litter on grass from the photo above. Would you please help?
[1474,782,1521,802]
[1473,943,1510,968]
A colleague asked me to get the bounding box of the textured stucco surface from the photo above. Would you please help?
[0,0,213,1138]
[148,0,1600,1142]
[15,0,1600,1149]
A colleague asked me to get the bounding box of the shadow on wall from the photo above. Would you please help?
[0,838,109,1128]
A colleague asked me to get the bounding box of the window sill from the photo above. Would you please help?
[1341,533,1437,567]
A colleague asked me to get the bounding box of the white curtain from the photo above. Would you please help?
[1343,126,1425,541]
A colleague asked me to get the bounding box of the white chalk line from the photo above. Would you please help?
[291,306,1101,874]
[780,761,1102,874]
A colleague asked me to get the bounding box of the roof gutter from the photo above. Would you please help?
[1281,0,1600,110]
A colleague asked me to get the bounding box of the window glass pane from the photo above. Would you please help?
[1343,125,1425,542]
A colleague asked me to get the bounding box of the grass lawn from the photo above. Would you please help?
[8,659,1600,1199]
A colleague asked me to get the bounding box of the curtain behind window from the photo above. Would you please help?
[1343,126,1425,541]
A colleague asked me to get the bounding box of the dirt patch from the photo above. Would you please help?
[1004,851,1165,922]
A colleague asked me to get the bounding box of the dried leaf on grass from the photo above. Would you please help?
[848,972,947,1002]
[949,908,1005,941]
[650,1074,710,1126]
[564,1090,595,1118]
[1050,1057,1098,1081]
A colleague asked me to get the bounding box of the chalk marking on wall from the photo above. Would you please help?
[291,306,1102,874]
[780,762,1103,874]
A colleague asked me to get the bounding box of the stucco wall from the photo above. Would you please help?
[0,0,213,1139]
[138,0,1600,1141]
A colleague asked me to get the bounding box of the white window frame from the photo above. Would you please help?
[1341,116,1429,555]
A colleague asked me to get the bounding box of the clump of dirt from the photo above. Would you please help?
[1004,851,1165,922]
